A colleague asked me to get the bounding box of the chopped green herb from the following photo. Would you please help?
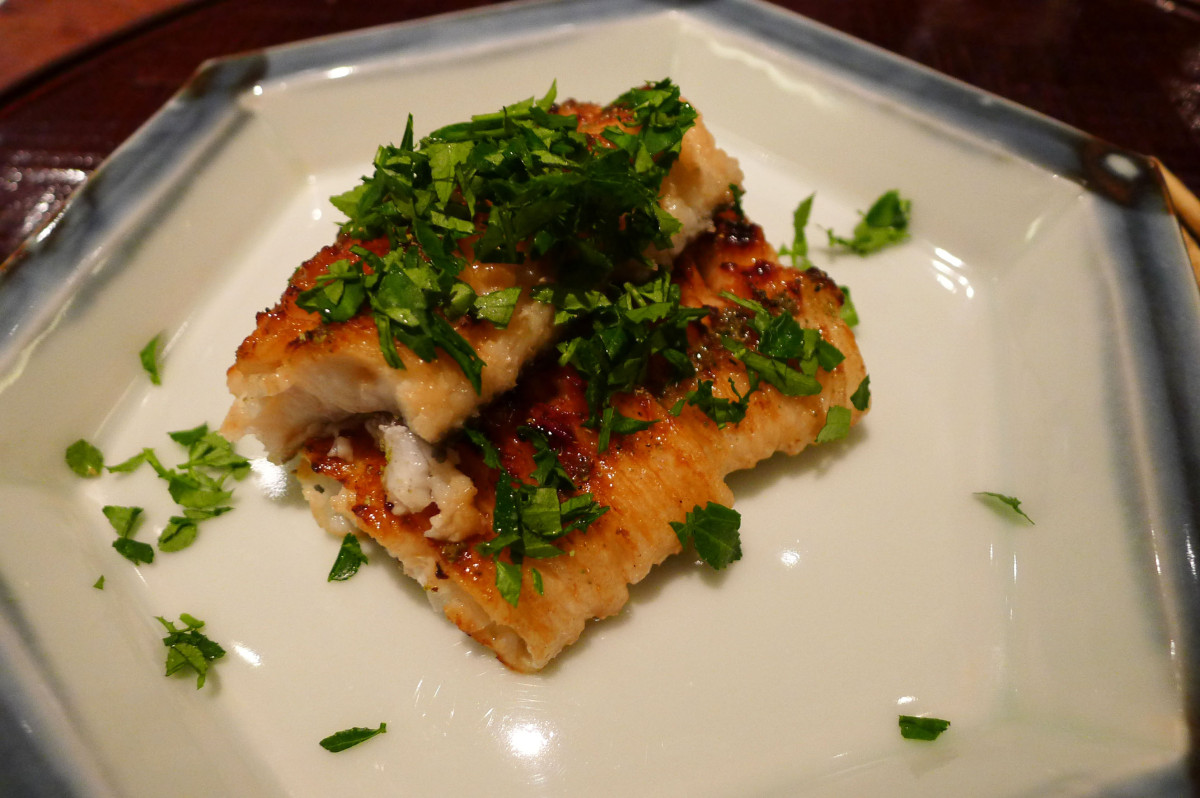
[86,425,247,556]
[815,405,852,443]
[729,183,746,218]
[328,533,369,581]
[102,505,143,538]
[168,424,252,479]
[670,502,742,570]
[493,556,524,607]
[107,448,151,474]
[158,516,199,553]
[153,425,248,551]
[899,715,950,741]
[669,374,758,430]
[93,576,105,590]
[102,505,154,565]
[718,291,843,400]
[537,273,705,451]
[827,190,911,255]
[467,428,609,606]
[156,614,225,689]
[839,284,859,327]
[139,334,163,385]
[113,537,155,565]
[778,192,815,268]
[471,286,522,328]
[305,80,697,392]
[319,722,387,752]
[975,491,1034,524]
[850,375,871,412]
[65,439,104,478]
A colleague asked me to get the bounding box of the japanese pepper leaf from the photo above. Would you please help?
[670,502,743,570]
[899,715,950,741]
[319,723,387,752]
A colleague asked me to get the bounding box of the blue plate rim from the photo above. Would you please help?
[1,1,1196,794]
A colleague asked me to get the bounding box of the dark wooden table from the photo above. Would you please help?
[2,0,1199,264]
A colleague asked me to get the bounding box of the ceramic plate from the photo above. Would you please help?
[2,1,1197,795]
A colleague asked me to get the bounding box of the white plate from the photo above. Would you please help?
[1,1,1197,795]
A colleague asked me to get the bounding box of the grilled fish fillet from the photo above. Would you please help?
[223,104,741,462]
[295,210,868,671]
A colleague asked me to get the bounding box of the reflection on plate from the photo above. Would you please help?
[0,1,1197,795]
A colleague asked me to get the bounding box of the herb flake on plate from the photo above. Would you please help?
[670,502,742,570]
[898,714,950,741]
[156,613,226,689]
[103,505,154,565]
[65,439,104,478]
[328,533,369,581]
[320,722,387,752]
[975,491,1034,524]
[828,189,911,255]
[139,333,163,385]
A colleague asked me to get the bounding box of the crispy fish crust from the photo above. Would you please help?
[223,105,741,461]
[296,210,868,672]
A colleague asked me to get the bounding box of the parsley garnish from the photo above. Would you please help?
[302,80,697,392]
[850,375,871,412]
[466,427,608,606]
[137,425,249,552]
[328,533,368,581]
[669,374,758,429]
[975,491,1034,524]
[729,182,746,217]
[671,502,742,569]
[139,334,163,385]
[75,425,249,557]
[535,273,706,450]
[156,613,225,689]
[839,284,859,327]
[103,505,154,565]
[65,439,104,477]
[719,291,843,398]
[319,722,387,752]
[898,715,950,741]
[815,405,852,443]
[828,190,911,255]
[778,192,814,268]
[93,576,104,590]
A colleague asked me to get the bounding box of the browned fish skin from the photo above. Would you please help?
[223,101,741,461]
[297,209,867,672]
